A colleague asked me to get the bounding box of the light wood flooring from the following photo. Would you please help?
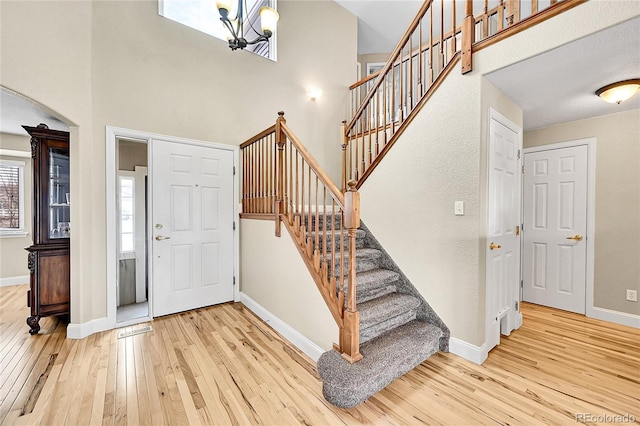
[1,283,638,425]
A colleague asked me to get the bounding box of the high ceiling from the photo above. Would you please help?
[335,0,423,55]
[1,7,638,137]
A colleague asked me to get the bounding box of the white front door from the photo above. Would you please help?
[486,111,522,352]
[523,145,588,314]
[152,139,234,317]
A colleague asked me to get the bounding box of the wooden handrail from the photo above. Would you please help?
[345,0,434,134]
[281,122,345,208]
[241,112,361,363]
[343,0,583,189]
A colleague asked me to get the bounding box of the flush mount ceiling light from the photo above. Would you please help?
[595,79,640,104]
[216,0,279,51]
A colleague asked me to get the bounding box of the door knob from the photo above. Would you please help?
[566,234,583,241]
[489,242,501,250]
[155,235,171,241]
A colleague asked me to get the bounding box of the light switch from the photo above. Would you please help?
[454,201,464,216]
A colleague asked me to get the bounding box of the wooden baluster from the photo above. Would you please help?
[322,186,327,269]
[429,4,434,85]
[260,138,265,213]
[314,175,319,266]
[462,0,475,74]
[307,164,311,248]
[532,0,538,14]
[288,139,293,218]
[338,205,344,314]
[367,104,372,168]
[275,112,286,236]
[330,200,336,298]
[341,181,362,363]
[382,73,388,146]
[374,91,380,155]
[440,0,445,76]
[419,17,424,97]
[483,0,489,38]
[451,0,457,58]
[341,121,348,192]
[498,0,504,31]
[249,143,254,213]
[408,32,413,112]
[300,158,305,238]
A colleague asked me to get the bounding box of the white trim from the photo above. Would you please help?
[0,275,29,287]
[239,292,325,362]
[0,149,30,159]
[67,316,112,339]
[106,126,239,335]
[524,138,598,322]
[449,337,488,365]
[589,307,640,329]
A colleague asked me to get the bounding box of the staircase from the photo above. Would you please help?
[311,215,449,408]
[239,0,583,409]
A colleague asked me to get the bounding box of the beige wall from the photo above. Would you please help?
[1,0,357,325]
[524,109,640,316]
[118,140,147,172]
[0,133,32,280]
[240,219,336,349]
[357,53,391,81]
[359,65,485,345]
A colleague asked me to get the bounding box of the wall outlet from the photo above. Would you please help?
[626,289,638,302]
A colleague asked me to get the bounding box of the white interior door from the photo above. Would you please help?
[152,139,234,317]
[523,145,587,314]
[486,112,522,352]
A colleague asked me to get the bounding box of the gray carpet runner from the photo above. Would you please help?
[309,215,450,408]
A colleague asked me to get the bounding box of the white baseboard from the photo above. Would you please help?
[588,306,640,329]
[67,316,112,339]
[239,292,325,362]
[0,275,29,287]
[449,337,488,365]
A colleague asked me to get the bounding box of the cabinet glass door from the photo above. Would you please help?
[48,148,70,239]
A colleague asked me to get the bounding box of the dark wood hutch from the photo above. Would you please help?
[23,124,70,335]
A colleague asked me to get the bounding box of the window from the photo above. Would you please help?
[119,176,135,254]
[159,0,277,61]
[0,159,26,236]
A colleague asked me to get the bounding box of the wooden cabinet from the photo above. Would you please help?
[23,124,70,335]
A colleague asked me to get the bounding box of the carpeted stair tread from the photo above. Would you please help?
[322,248,381,262]
[350,269,400,303]
[317,320,443,408]
[358,293,421,330]
[309,229,365,240]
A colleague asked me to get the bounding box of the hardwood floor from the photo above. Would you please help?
[1,283,638,425]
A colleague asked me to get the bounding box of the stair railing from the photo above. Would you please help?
[342,0,465,190]
[241,112,363,363]
[344,0,583,190]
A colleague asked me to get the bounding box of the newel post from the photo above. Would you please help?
[341,180,363,363]
[461,0,475,74]
[341,120,348,193]
[275,111,286,237]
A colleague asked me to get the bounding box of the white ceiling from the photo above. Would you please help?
[335,0,423,55]
[485,16,640,131]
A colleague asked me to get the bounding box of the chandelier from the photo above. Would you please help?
[216,0,279,51]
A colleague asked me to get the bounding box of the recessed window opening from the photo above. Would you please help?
[159,0,277,61]
[0,159,26,236]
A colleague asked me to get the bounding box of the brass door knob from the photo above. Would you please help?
[566,234,583,241]
[155,235,171,241]
[489,242,501,250]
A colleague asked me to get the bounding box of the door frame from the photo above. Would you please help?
[523,138,596,321]
[106,126,240,329]
[485,108,523,358]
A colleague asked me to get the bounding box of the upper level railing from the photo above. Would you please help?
[344,0,585,190]
[241,112,363,363]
